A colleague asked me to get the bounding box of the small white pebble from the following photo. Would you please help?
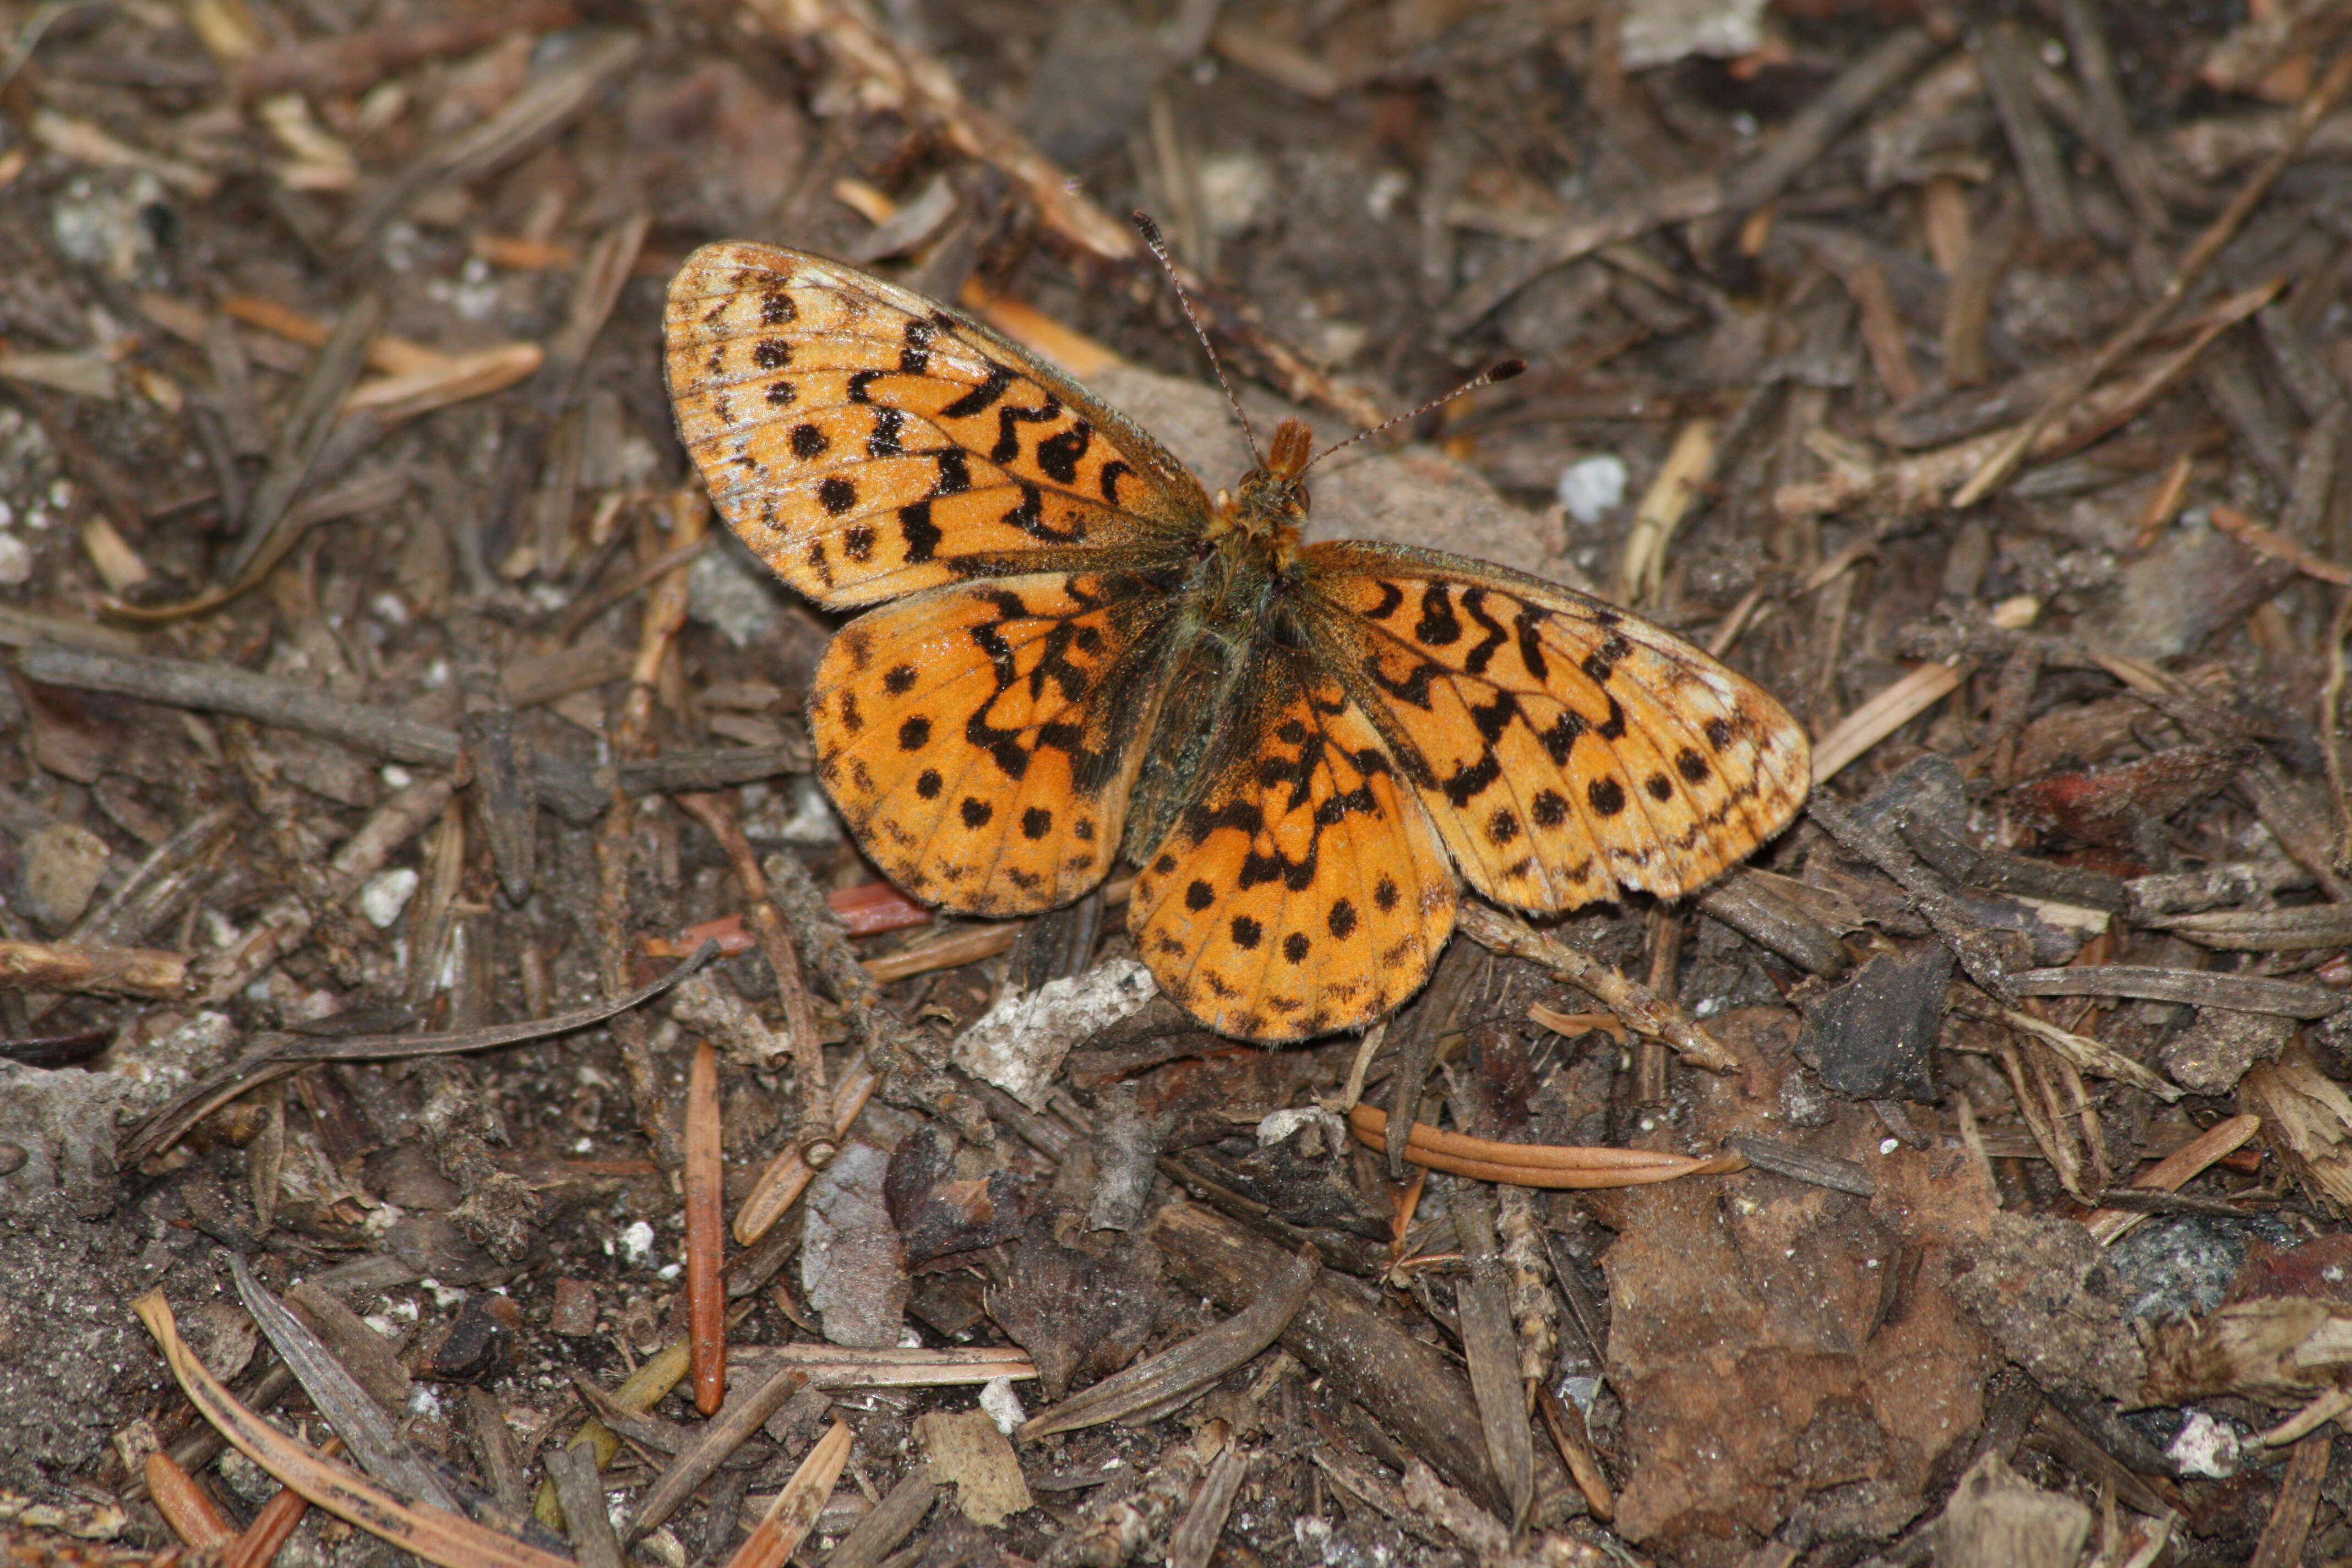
[978,1376,1027,1434]
[1880,1137,1900,1155]
[656,1262,682,1281]
[380,764,413,788]
[2168,1410,2241,1479]
[0,533,30,586]
[618,1221,657,1267]
[357,867,419,929]
[1254,1107,1320,1146]
[1556,454,1628,524]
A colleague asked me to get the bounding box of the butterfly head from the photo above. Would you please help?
[1215,416,1314,562]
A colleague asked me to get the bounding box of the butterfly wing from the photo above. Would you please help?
[1303,542,1809,912]
[1127,643,1455,1042]
[813,570,1183,916]
[666,242,1209,609]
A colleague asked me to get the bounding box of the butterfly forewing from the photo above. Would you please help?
[666,242,1208,609]
[812,571,1179,916]
[1127,648,1455,1042]
[1304,542,1810,913]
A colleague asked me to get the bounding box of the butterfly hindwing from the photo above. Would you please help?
[812,570,1180,916]
[667,242,1207,608]
[1126,645,1455,1042]
[1304,541,1810,912]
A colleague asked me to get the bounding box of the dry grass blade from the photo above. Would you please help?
[1950,992,2185,1102]
[730,1344,1035,1389]
[1616,418,1717,607]
[862,924,1022,984]
[818,1471,937,1568]
[1452,1197,1532,1530]
[684,1039,727,1416]
[2248,1429,2329,1568]
[2084,1113,2260,1245]
[224,1438,342,1568]
[2150,904,2352,949]
[625,1364,808,1539]
[226,1254,463,1514]
[733,1057,879,1245]
[0,940,185,995]
[2009,964,2345,1018]
[532,1342,691,1533]
[720,1419,853,1568]
[143,1450,233,1552]
[1812,663,1973,785]
[1457,902,1733,1071]
[1347,1104,1745,1189]
[1019,1248,1316,1440]
[132,1292,578,1568]
[126,941,718,1166]
[2210,504,2352,585]
[1164,1445,1248,1568]
[541,1446,619,1568]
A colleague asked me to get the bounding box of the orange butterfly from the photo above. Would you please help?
[665,242,1809,1041]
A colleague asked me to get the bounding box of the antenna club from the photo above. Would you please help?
[1132,211,1167,253]
[1490,358,1527,383]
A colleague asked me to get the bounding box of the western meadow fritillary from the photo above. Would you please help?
[665,241,1809,1041]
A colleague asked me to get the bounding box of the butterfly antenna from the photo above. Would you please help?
[1300,358,1527,475]
[1133,211,1261,466]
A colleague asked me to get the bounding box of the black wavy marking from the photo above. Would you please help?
[1180,673,1392,897]
[989,396,1065,466]
[1036,420,1093,485]
[1459,589,1506,675]
[1004,483,1083,543]
[940,363,1015,418]
[956,579,1128,785]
